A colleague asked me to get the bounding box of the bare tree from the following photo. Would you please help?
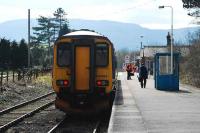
[180,30,200,87]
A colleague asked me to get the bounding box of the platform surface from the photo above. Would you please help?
[108,72,200,133]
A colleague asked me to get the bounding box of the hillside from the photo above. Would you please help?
[0,19,198,50]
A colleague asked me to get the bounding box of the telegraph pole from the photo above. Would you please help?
[28,9,30,68]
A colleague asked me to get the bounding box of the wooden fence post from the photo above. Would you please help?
[22,69,25,80]
[30,69,32,81]
[13,70,15,82]
[6,68,8,85]
[0,71,3,87]
[18,70,20,81]
[36,69,39,78]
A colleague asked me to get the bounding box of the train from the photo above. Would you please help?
[52,29,117,113]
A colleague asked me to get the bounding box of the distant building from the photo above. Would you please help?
[140,32,190,75]
[140,45,190,58]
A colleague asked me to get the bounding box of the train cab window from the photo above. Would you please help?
[57,44,71,67]
[96,44,108,66]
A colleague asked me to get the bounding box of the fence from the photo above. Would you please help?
[0,68,51,89]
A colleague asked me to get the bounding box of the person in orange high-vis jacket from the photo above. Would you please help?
[126,64,132,80]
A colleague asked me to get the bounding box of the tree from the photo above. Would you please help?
[10,40,19,69]
[32,16,55,44]
[182,0,200,24]
[32,16,55,65]
[31,8,70,66]
[116,48,129,70]
[18,39,28,68]
[53,8,68,31]
[31,45,48,66]
[0,38,11,68]
[59,23,71,37]
[53,8,70,37]
[179,30,200,87]
[182,0,200,8]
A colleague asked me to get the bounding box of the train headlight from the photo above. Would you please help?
[96,80,109,86]
[56,80,69,87]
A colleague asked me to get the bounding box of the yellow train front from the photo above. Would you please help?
[52,30,116,113]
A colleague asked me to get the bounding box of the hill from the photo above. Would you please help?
[0,19,198,50]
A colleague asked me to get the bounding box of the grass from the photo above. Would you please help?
[34,74,52,87]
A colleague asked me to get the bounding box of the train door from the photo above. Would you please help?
[75,46,90,91]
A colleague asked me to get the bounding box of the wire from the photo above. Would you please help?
[97,0,157,17]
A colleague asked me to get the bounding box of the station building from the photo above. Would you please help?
[140,32,190,75]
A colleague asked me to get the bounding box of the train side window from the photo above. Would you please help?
[96,44,108,66]
[57,44,71,67]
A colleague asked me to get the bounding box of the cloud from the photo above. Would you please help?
[0,0,197,29]
[0,6,27,22]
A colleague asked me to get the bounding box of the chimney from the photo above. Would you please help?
[167,32,171,46]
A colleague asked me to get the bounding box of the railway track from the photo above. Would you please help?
[47,113,109,133]
[93,120,101,133]
[47,118,65,133]
[0,91,55,132]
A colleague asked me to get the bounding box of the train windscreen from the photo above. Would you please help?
[96,44,108,66]
[57,44,71,67]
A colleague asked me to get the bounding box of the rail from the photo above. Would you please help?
[0,91,55,132]
[47,118,66,133]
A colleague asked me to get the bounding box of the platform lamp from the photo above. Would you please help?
[159,5,174,74]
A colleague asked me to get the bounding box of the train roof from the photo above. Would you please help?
[56,30,115,50]
[63,30,103,37]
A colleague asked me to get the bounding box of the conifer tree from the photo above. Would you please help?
[59,23,71,37]
[10,40,19,68]
[32,16,55,65]
[18,39,28,68]
[31,8,71,66]
[0,38,10,68]
[182,0,200,24]
[53,8,70,37]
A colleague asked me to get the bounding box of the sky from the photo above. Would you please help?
[0,0,197,29]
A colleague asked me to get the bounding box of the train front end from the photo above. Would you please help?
[52,30,116,113]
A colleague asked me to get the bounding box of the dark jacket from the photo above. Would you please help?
[139,65,148,79]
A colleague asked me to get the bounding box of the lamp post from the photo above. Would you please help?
[140,35,144,58]
[140,35,145,66]
[159,5,173,74]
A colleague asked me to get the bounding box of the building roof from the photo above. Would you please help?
[140,45,190,57]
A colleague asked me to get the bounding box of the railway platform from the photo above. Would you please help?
[108,72,200,133]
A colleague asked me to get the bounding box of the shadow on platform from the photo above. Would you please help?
[176,89,192,93]
[157,89,192,94]
[114,80,124,105]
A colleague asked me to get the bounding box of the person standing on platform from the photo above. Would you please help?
[139,62,148,88]
[126,64,132,80]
